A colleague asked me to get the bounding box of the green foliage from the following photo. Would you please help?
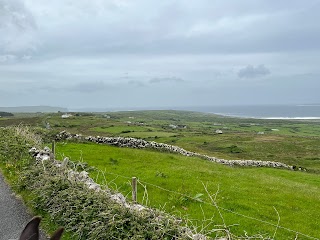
[3,110,320,172]
[56,142,320,239]
[121,130,133,133]
[155,171,168,178]
[0,126,211,239]
[0,126,41,167]
[2,111,320,238]
[0,111,14,117]
[18,161,199,239]
[227,145,243,153]
[109,157,119,165]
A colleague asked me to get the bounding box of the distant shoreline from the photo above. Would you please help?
[2,105,320,119]
[208,112,320,120]
[264,117,320,120]
[179,105,320,119]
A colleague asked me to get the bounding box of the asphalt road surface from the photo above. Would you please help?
[0,173,46,240]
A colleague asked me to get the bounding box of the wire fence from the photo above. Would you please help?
[54,141,318,240]
[98,169,319,240]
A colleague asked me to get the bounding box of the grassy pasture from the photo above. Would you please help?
[92,125,155,134]
[91,126,177,139]
[164,133,320,172]
[1,110,320,172]
[56,142,320,239]
[1,110,320,238]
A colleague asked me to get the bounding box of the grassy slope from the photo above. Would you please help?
[56,142,320,239]
[1,110,320,238]
[21,111,318,172]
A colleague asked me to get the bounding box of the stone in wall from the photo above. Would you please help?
[56,131,296,170]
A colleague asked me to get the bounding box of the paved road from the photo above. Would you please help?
[0,173,46,240]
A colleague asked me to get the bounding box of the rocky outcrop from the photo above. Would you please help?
[55,131,294,170]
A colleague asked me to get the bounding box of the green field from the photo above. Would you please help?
[56,142,320,239]
[1,110,320,239]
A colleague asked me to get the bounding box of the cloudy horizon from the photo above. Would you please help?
[1,0,320,109]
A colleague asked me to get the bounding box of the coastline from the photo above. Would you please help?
[181,105,320,120]
[214,113,320,120]
[264,117,320,120]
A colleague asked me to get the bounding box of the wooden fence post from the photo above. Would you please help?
[52,140,55,158]
[132,177,137,203]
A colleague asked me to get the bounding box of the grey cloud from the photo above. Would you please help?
[238,65,271,78]
[0,0,37,53]
[1,0,320,108]
[22,0,320,58]
[0,54,17,63]
[149,77,185,84]
[68,81,110,93]
[0,54,32,63]
[128,80,145,87]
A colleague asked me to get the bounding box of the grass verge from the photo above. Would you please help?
[56,141,320,239]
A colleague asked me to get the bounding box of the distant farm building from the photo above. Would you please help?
[61,113,72,119]
[169,124,187,129]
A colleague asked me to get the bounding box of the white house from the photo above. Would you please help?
[61,113,72,118]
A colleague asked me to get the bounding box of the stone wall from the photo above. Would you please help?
[56,131,294,170]
[28,146,208,239]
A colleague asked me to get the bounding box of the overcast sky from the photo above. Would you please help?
[1,0,320,109]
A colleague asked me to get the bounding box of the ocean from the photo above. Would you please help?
[178,105,320,119]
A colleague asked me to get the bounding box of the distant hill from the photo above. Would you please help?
[0,106,68,113]
[0,112,14,117]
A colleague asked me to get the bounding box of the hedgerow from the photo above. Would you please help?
[20,160,198,239]
[0,126,214,239]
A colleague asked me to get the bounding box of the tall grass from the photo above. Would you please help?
[56,141,320,239]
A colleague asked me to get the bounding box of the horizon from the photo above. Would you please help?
[2,102,320,110]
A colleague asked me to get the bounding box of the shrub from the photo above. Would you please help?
[19,161,200,239]
[0,126,211,239]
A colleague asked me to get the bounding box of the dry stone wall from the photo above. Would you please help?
[56,131,294,170]
[28,146,209,240]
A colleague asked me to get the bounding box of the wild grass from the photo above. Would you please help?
[56,141,320,239]
[22,110,318,172]
[0,126,74,239]
[1,126,212,239]
[2,110,320,239]
[19,161,200,240]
